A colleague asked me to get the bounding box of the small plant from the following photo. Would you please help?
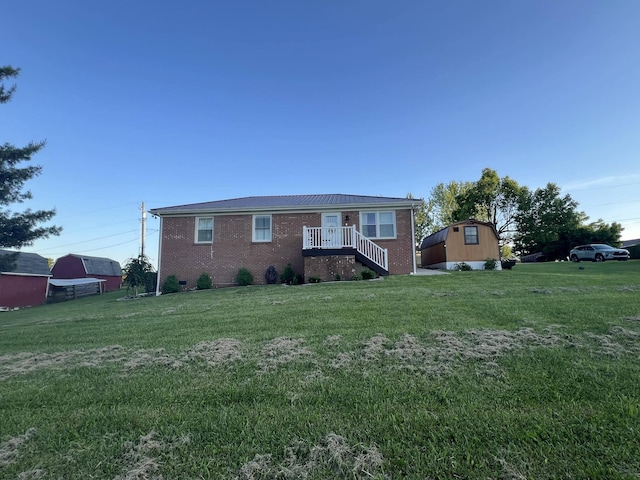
[309,276,321,283]
[280,263,296,284]
[162,275,180,294]
[196,272,213,290]
[454,262,472,271]
[236,268,253,286]
[361,269,376,280]
[484,258,498,270]
[351,273,363,281]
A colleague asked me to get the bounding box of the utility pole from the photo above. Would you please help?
[141,201,146,257]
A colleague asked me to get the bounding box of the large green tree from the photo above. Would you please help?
[0,66,60,270]
[514,183,622,260]
[452,168,526,241]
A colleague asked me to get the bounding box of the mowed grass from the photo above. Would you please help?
[1,261,639,479]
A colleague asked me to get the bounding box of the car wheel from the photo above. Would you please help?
[595,253,604,262]
[570,254,579,262]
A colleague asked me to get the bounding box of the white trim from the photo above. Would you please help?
[155,216,164,296]
[410,207,417,274]
[252,214,272,242]
[359,210,397,240]
[428,261,502,271]
[0,271,52,277]
[195,216,214,244]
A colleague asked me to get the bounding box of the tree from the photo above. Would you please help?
[123,255,156,295]
[406,193,429,247]
[0,66,61,270]
[514,183,589,259]
[419,181,473,238]
[452,168,525,242]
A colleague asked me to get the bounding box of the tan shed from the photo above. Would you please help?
[419,219,501,270]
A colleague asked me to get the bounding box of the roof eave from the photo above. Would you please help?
[150,200,419,217]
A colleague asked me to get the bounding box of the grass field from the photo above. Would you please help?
[1,261,639,479]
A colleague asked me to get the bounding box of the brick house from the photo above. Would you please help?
[149,194,420,290]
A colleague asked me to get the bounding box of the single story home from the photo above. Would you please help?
[149,194,421,289]
[51,254,122,291]
[419,219,501,270]
[0,250,52,309]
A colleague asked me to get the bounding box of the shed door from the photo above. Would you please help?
[322,212,341,248]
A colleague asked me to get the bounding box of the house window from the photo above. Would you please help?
[464,226,479,245]
[195,217,213,243]
[253,215,272,242]
[360,211,396,239]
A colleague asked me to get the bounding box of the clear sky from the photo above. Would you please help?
[3,0,640,268]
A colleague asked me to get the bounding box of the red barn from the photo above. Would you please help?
[52,254,122,292]
[0,250,52,309]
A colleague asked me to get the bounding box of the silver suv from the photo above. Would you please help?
[569,244,630,262]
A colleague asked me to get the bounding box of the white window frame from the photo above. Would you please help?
[464,226,479,245]
[253,214,272,242]
[359,210,397,239]
[195,216,214,244]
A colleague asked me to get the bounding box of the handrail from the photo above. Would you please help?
[302,225,388,271]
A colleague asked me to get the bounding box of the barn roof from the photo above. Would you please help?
[150,194,419,215]
[69,255,122,276]
[419,227,450,250]
[0,250,52,276]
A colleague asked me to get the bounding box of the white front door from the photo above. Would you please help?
[322,212,341,248]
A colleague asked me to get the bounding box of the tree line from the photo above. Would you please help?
[412,168,622,260]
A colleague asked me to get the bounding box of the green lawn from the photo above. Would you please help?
[1,261,639,479]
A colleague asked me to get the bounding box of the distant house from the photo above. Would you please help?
[149,194,421,288]
[419,219,501,270]
[0,250,52,309]
[52,254,122,291]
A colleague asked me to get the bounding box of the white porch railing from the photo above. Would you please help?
[302,225,388,272]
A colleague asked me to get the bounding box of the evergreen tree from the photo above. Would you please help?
[0,66,60,270]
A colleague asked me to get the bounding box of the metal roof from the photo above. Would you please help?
[150,194,419,216]
[0,250,52,276]
[419,227,450,250]
[49,278,106,287]
[68,254,122,276]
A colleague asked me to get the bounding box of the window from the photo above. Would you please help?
[464,226,478,245]
[195,217,213,243]
[360,211,396,239]
[253,215,272,242]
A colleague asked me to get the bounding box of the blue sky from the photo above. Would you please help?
[3,0,640,268]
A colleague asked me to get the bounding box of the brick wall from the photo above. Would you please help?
[158,208,415,289]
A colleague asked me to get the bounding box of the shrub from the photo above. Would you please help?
[454,262,472,271]
[196,272,213,290]
[484,258,498,270]
[309,276,321,283]
[351,274,363,281]
[236,268,253,286]
[162,275,180,294]
[361,269,376,280]
[280,263,296,284]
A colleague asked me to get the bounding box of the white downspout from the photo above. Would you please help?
[155,216,164,296]
[410,205,417,274]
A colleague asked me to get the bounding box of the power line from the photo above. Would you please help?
[37,229,140,252]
